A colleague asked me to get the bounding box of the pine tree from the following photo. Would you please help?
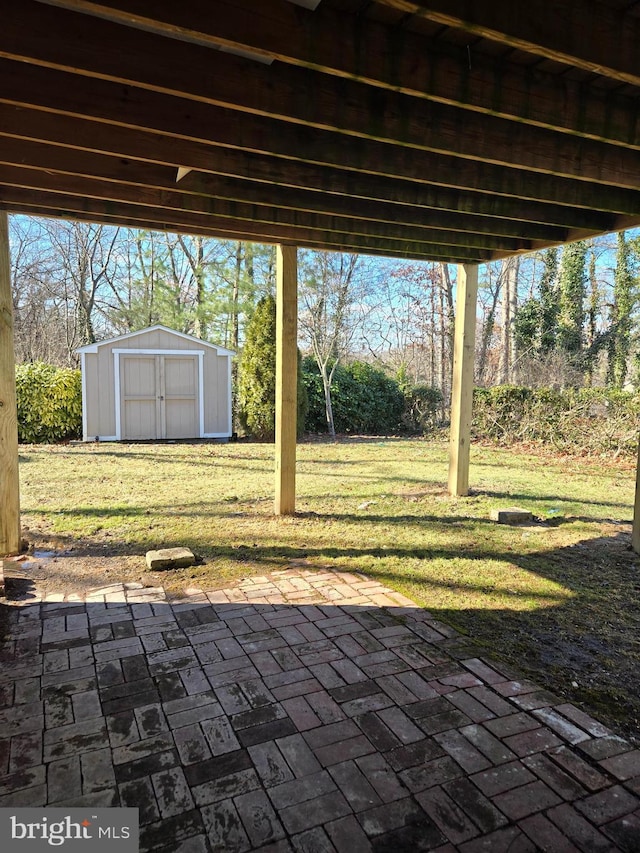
[238,295,277,440]
[237,295,307,440]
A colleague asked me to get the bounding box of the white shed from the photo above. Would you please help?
[77,325,234,442]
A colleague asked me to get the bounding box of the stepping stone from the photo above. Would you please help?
[145,548,195,570]
[490,508,534,525]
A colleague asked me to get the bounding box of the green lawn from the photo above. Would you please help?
[17,436,640,739]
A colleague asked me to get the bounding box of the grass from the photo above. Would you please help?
[17,436,640,740]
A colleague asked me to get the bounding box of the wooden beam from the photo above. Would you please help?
[0,200,485,263]
[0,131,572,242]
[34,0,640,148]
[379,0,640,88]
[274,244,297,516]
[0,109,626,232]
[0,181,491,261]
[0,211,21,556]
[6,186,637,265]
[4,3,640,189]
[448,263,478,498]
[0,150,539,251]
[633,437,640,555]
[0,63,632,226]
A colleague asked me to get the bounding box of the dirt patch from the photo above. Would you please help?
[394,484,450,501]
[2,543,163,602]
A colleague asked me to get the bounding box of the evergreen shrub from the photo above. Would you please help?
[16,362,82,443]
[302,358,404,434]
[237,295,307,440]
[402,385,443,433]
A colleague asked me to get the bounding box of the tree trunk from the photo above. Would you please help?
[321,365,336,440]
[232,241,242,351]
[430,283,437,387]
[439,284,446,419]
[478,277,501,384]
[440,263,455,412]
[192,235,205,339]
[498,257,519,383]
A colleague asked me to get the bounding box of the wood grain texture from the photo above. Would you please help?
[0,211,21,555]
[381,0,640,86]
[1,1,639,261]
[4,2,640,189]
[448,263,479,498]
[274,244,298,516]
[36,0,640,146]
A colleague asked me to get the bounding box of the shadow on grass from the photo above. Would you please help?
[476,488,632,511]
[26,505,491,526]
[19,447,275,467]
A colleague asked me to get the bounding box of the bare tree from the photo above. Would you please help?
[476,264,502,385]
[359,261,455,403]
[9,216,66,364]
[43,220,122,359]
[359,263,435,383]
[439,263,455,409]
[298,251,370,439]
[9,216,122,364]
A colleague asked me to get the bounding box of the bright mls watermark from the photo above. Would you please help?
[0,809,138,851]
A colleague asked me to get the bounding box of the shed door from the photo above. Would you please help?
[163,356,199,439]
[120,355,199,440]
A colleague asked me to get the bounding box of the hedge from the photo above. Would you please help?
[15,362,82,443]
[473,385,640,457]
[302,358,405,434]
[402,384,443,434]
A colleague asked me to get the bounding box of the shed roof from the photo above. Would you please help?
[76,324,236,356]
[1,0,639,262]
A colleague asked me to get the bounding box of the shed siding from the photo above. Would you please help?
[96,344,117,437]
[116,328,202,352]
[84,353,101,438]
[219,353,231,433]
[204,353,231,435]
[80,326,233,441]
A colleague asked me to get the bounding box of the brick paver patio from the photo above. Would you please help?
[1,568,639,851]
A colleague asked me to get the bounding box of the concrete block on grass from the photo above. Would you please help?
[490,508,534,525]
[146,548,195,570]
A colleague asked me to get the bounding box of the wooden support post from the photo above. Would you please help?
[448,263,478,497]
[0,211,21,555]
[633,436,640,554]
[274,244,298,515]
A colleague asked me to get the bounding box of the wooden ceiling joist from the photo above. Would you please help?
[0,0,638,262]
[31,0,640,147]
[0,194,488,262]
[0,135,577,244]
[4,2,640,192]
[2,80,635,226]
[379,0,640,88]
[0,162,527,254]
